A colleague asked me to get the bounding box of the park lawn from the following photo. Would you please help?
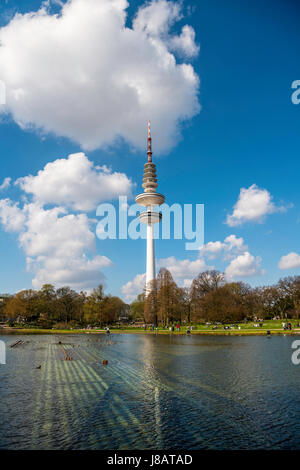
[109,319,298,335]
[188,319,295,331]
[2,320,299,335]
[0,328,90,335]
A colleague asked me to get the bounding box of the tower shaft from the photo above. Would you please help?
[146,223,155,288]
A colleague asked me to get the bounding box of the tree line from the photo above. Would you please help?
[1,271,299,328]
[0,284,128,328]
[132,269,300,325]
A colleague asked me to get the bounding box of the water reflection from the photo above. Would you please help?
[0,334,299,449]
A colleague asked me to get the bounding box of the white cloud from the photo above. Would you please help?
[133,0,181,37]
[0,200,112,290]
[30,254,111,291]
[0,177,11,191]
[224,234,247,252]
[121,254,211,300]
[192,236,263,281]
[0,0,200,152]
[169,25,199,58]
[121,255,211,300]
[199,234,247,259]
[158,255,212,287]
[158,235,247,286]
[226,184,281,226]
[199,240,225,258]
[19,203,93,258]
[225,252,264,279]
[133,1,199,58]
[16,152,133,211]
[122,234,263,297]
[121,273,146,302]
[278,252,300,270]
[0,151,134,290]
[0,198,26,232]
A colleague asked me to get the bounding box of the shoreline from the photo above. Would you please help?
[0,327,298,336]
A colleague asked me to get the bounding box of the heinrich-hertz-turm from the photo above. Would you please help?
[136,122,165,294]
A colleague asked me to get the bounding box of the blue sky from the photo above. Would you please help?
[0,0,299,300]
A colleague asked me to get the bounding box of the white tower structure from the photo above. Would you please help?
[136,122,165,294]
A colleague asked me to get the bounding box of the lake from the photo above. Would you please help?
[0,333,299,450]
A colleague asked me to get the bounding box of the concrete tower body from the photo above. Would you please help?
[136,122,165,294]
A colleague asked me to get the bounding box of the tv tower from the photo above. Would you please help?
[136,121,165,294]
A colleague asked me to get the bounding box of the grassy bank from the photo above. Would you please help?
[0,328,89,335]
[1,323,299,336]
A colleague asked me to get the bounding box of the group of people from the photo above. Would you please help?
[169,323,181,332]
[143,323,181,332]
[211,324,241,330]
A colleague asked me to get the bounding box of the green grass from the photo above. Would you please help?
[2,319,299,335]
[0,328,90,335]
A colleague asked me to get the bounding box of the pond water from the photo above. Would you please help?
[0,333,299,450]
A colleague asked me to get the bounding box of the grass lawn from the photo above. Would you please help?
[109,320,298,335]
[2,319,299,335]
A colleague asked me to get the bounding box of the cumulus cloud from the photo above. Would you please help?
[226,184,284,226]
[121,234,253,297]
[30,254,111,291]
[199,240,224,258]
[169,25,199,57]
[16,152,133,211]
[278,252,300,270]
[121,273,146,302]
[121,256,211,301]
[0,198,26,232]
[0,0,200,152]
[225,252,264,279]
[0,200,112,290]
[159,235,247,285]
[121,230,267,299]
[121,256,212,300]
[198,237,264,280]
[0,178,11,191]
[133,0,181,36]
[158,255,211,285]
[21,203,112,290]
[133,1,199,58]
[0,152,133,290]
[224,234,247,252]
[199,234,247,259]
[19,204,94,258]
